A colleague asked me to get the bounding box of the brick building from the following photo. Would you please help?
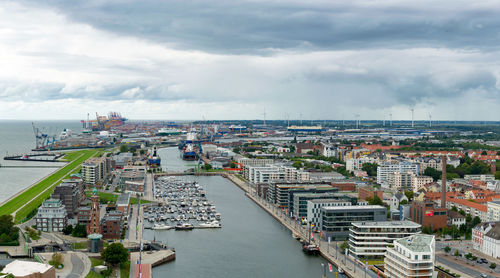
[358,187,383,201]
[410,201,447,231]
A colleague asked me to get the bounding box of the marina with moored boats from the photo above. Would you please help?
[144,176,222,231]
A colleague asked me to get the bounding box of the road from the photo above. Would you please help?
[67,253,84,278]
[436,241,500,276]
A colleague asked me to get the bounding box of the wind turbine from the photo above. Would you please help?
[389,113,393,126]
[355,114,360,129]
[429,113,432,128]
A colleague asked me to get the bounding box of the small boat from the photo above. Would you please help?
[215,213,221,220]
[292,233,300,240]
[152,224,172,230]
[175,223,194,230]
[302,244,320,255]
[338,267,344,274]
[199,221,221,229]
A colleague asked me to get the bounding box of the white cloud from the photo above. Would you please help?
[0,1,498,120]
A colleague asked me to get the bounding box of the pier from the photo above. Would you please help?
[3,153,64,162]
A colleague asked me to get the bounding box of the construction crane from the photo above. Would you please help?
[32,122,48,149]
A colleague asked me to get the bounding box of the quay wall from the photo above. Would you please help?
[225,174,373,278]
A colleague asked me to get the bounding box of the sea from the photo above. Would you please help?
[0,121,339,277]
[0,120,81,203]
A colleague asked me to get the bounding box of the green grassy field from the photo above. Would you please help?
[0,149,99,222]
[84,191,151,205]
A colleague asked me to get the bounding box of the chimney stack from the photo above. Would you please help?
[441,155,447,208]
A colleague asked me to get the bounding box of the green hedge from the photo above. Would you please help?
[0,241,19,246]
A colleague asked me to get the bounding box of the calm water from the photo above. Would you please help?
[0,120,81,203]
[147,147,337,278]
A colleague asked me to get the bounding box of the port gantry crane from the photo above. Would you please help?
[32,122,48,150]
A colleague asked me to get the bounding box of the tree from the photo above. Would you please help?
[458,209,465,216]
[361,163,378,177]
[367,195,384,206]
[0,215,19,244]
[444,246,451,254]
[71,224,87,238]
[451,206,458,212]
[490,263,497,270]
[101,243,129,266]
[424,167,441,181]
[119,144,129,153]
[49,253,63,267]
[472,216,481,227]
[404,191,414,201]
[340,241,349,252]
[454,250,460,258]
[292,161,302,169]
[62,225,73,235]
[495,171,500,180]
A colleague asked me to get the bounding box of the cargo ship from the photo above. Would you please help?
[181,132,199,160]
[181,144,198,160]
[147,147,161,167]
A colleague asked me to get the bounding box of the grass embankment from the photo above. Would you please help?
[0,149,99,222]
[85,191,151,205]
[72,241,87,250]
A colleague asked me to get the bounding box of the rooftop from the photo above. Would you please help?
[308,199,351,204]
[322,205,386,211]
[117,193,131,205]
[352,220,421,228]
[397,234,434,253]
[2,260,53,276]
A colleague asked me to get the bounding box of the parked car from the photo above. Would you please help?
[480,273,487,278]
[481,258,488,264]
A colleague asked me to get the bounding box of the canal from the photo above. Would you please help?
[148,147,339,277]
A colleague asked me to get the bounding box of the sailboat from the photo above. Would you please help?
[302,222,319,255]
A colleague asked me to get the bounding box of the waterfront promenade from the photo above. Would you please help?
[226,174,377,278]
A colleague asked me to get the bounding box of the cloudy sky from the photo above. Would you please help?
[0,0,499,121]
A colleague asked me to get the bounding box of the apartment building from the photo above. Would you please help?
[35,199,67,232]
[82,157,111,185]
[349,221,421,259]
[266,182,337,207]
[410,201,447,231]
[488,201,500,222]
[320,205,387,240]
[51,182,81,218]
[387,171,433,191]
[377,161,419,186]
[306,199,352,228]
[446,198,488,222]
[384,234,435,278]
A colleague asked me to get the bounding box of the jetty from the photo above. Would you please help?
[3,153,64,162]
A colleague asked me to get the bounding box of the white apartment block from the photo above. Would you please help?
[349,221,421,258]
[464,174,495,181]
[488,201,500,222]
[472,222,500,259]
[346,157,378,172]
[473,222,497,253]
[246,165,310,184]
[377,162,419,187]
[322,144,338,157]
[384,234,435,278]
[306,199,352,227]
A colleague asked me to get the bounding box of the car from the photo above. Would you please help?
[477,260,483,264]
[480,273,487,278]
[481,258,488,263]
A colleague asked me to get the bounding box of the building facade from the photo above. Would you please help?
[384,234,435,278]
[377,162,419,186]
[36,199,67,232]
[51,182,80,217]
[410,201,447,231]
[306,199,352,228]
[349,220,421,259]
[320,205,387,240]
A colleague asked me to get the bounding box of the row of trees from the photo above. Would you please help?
[424,160,492,181]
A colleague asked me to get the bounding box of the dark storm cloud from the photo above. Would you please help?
[18,0,500,53]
